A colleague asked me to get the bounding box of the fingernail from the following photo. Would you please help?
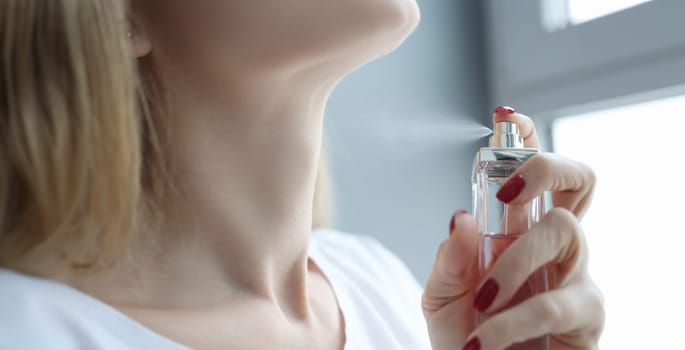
[449,213,456,236]
[473,278,499,312]
[462,337,481,350]
[449,210,469,236]
[496,173,526,204]
[494,105,516,115]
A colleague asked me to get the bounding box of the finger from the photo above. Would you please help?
[496,153,597,218]
[465,282,604,350]
[492,107,539,149]
[474,208,588,314]
[423,211,479,315]
[422,210,479,345]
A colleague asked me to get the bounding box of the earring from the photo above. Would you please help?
[127,31,132,38]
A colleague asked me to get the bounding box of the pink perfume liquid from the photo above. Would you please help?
[478,233,551,350]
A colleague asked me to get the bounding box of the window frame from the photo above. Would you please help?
[482,0,685,150]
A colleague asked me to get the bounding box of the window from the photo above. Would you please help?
[553,94,685,349]
[568,0,654,25]
[483,0,685,116]
[542,0,654,31]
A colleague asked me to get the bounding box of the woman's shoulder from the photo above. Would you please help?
[309,227,432,349]
[309,227,417,284]
[0,268,118,348]
[0,268,87,347]
[0,268,186,349]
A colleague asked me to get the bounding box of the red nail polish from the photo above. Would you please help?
[494,106,516,115]
[473,278,499,312]
[449,210,469,236]
[462,337,481,350]
[496,173,526,203]
[449,213,456,236]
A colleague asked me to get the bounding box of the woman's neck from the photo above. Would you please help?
[63,69,339,321]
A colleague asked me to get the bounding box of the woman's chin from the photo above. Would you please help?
[203,0,421,77]
[367,0,420,41]
[328,0,421,66]
[378,0,421,53]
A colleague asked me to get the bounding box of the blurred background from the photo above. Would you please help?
[324,0,685,348]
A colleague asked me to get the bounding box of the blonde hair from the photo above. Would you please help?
[0,0,333,273]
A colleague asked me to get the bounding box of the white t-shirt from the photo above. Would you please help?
[0,228,432,349]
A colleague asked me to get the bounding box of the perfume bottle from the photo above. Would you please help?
[472,121,551,350]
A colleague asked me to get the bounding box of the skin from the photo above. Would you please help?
[59,0,420,349]
[54,1,604,349]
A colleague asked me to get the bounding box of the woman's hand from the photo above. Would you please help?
[422,110,605,350]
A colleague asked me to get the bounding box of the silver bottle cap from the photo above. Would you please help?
[477,121,537,162]
[489,122,524,148]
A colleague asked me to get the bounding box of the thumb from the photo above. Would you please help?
[423,210,479,315]
[422,210,480,343]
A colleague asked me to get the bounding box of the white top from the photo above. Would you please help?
[0,228,432,349]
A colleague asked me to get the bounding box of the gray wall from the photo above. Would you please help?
[324,0,489,284]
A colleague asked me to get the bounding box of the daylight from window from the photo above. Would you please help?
[553,94,685,349]
[568,0,653,24]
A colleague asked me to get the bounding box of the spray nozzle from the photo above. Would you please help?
[489,122,524,148]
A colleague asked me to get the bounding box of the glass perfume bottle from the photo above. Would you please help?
[472,121,551,350]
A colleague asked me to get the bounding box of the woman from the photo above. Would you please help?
[0,0,604,349]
